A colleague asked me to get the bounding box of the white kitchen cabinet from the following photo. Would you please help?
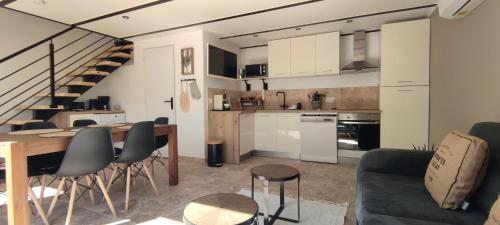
[239,113,255,156]
[268,39,291,77]
[381,19,430,86]
[69,114,96,126]
[95,113,126,124]
[254,113,276,151]
[275,114,301,153]
[315,32,340,75]
[290,35,316,76]
[380,86,429,149]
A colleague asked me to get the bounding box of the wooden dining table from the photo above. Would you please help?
[0,123,178,225]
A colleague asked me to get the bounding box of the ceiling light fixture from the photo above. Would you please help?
[295,27,302,31]
[122,15,130,19]
[253,34,259,37]
[346,19,353,23]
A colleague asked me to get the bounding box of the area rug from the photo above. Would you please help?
[238,189,348,225]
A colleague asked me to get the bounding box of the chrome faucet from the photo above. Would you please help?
[276,91,288,110]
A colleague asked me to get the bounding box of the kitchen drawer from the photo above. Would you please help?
[96,113,126,124]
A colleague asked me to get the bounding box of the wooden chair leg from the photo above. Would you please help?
[142,162,159,195]
[65,179,78,225]
[86,176,95,205]
[39,175,47,205]
[27,186,51,225]
[48,177,66,218]
[125,166,131,211]
[95,175,117,216]
[105,164,118,192]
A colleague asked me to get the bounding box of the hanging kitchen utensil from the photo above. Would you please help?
[180,82,190,112]
[189,80,201,99]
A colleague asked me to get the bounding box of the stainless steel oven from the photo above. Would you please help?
[337,113,380,158]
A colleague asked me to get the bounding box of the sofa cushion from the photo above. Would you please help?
[485,196,500,225]
[425,131,489,209]
[468,122,500,214]
[357,171,487,225]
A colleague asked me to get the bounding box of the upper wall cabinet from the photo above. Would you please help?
[267,32,340,78]
[381,19,430,86]
[316,32,340,76]
[268,39,291,77]
[290,35,316,76]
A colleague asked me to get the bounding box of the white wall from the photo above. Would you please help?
[83,30,207,158]
[239,32,380,90]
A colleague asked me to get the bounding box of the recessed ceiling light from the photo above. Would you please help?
[346,19,353,23]
[295,27,302,31]
[34,0,47,5]
[253,34,259,37]
[122,15,130,19]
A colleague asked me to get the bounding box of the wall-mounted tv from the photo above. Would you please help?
[208,45,237,79]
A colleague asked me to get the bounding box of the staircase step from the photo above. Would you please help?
[35,92,81,98]
[16,105,64,110]
[108,44,133,51]
[83,61,122,67]
[57,81,96,87]
[0,119,43,125]
[96,52,131,59]
[70,70,110,77]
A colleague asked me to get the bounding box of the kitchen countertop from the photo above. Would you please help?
[210,109,380,114]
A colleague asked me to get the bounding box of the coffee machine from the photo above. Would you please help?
[97,96,110,110]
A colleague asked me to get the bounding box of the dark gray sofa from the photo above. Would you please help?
[356,122,500,225]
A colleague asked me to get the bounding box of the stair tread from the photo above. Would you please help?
[83,61,122,67]
[108,44,133,51]
[0,119,44,125]
[57,81,96,87]
[35,92,81,98]
[96,52,131,59]
[16,105,64,110]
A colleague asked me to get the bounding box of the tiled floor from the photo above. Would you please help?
[0,156,357,225]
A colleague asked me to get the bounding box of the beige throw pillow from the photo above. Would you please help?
[485,196,500,225]
[425,131,489,209]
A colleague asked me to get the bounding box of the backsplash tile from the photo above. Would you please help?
[208,86,379,110]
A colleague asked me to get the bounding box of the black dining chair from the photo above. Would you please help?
[105,121,158,211]
[72,119,97,127]
[47,128,117,224]
[150,117,169,176]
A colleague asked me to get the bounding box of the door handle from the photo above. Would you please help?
[164,97,174,110]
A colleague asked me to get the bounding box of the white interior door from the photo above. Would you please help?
[143,46,176,155]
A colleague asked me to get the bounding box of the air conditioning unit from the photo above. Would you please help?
[438,0,485,19]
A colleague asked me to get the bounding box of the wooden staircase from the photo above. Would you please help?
[1,40,133,131]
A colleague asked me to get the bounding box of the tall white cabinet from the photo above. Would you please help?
[380,19,430,149]
[268,39,291,77]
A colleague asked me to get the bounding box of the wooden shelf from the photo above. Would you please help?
[0,119,43,125]
[16,105,64,110]
[35,92,81,98]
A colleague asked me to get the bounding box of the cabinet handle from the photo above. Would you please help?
[322,69,333,72]
[397,89,413,92]
[397,80,413,83]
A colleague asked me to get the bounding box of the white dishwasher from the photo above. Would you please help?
[300,113,338,163]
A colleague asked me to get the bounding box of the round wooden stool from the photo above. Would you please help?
[183,193,258,225]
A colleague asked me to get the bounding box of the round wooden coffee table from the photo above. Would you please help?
[251,164,301,225]
[183,193,258,225]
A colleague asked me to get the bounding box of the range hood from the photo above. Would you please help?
[342,30,378,71]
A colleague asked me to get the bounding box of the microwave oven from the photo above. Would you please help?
[244,64,267,78]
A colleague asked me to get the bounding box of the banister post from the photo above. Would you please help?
[49,40,56,108]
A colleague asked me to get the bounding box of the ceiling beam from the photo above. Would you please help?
[72,0,173,26]
[0,0,16,7]
[220,4,437,40]
[122,0,325,39]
